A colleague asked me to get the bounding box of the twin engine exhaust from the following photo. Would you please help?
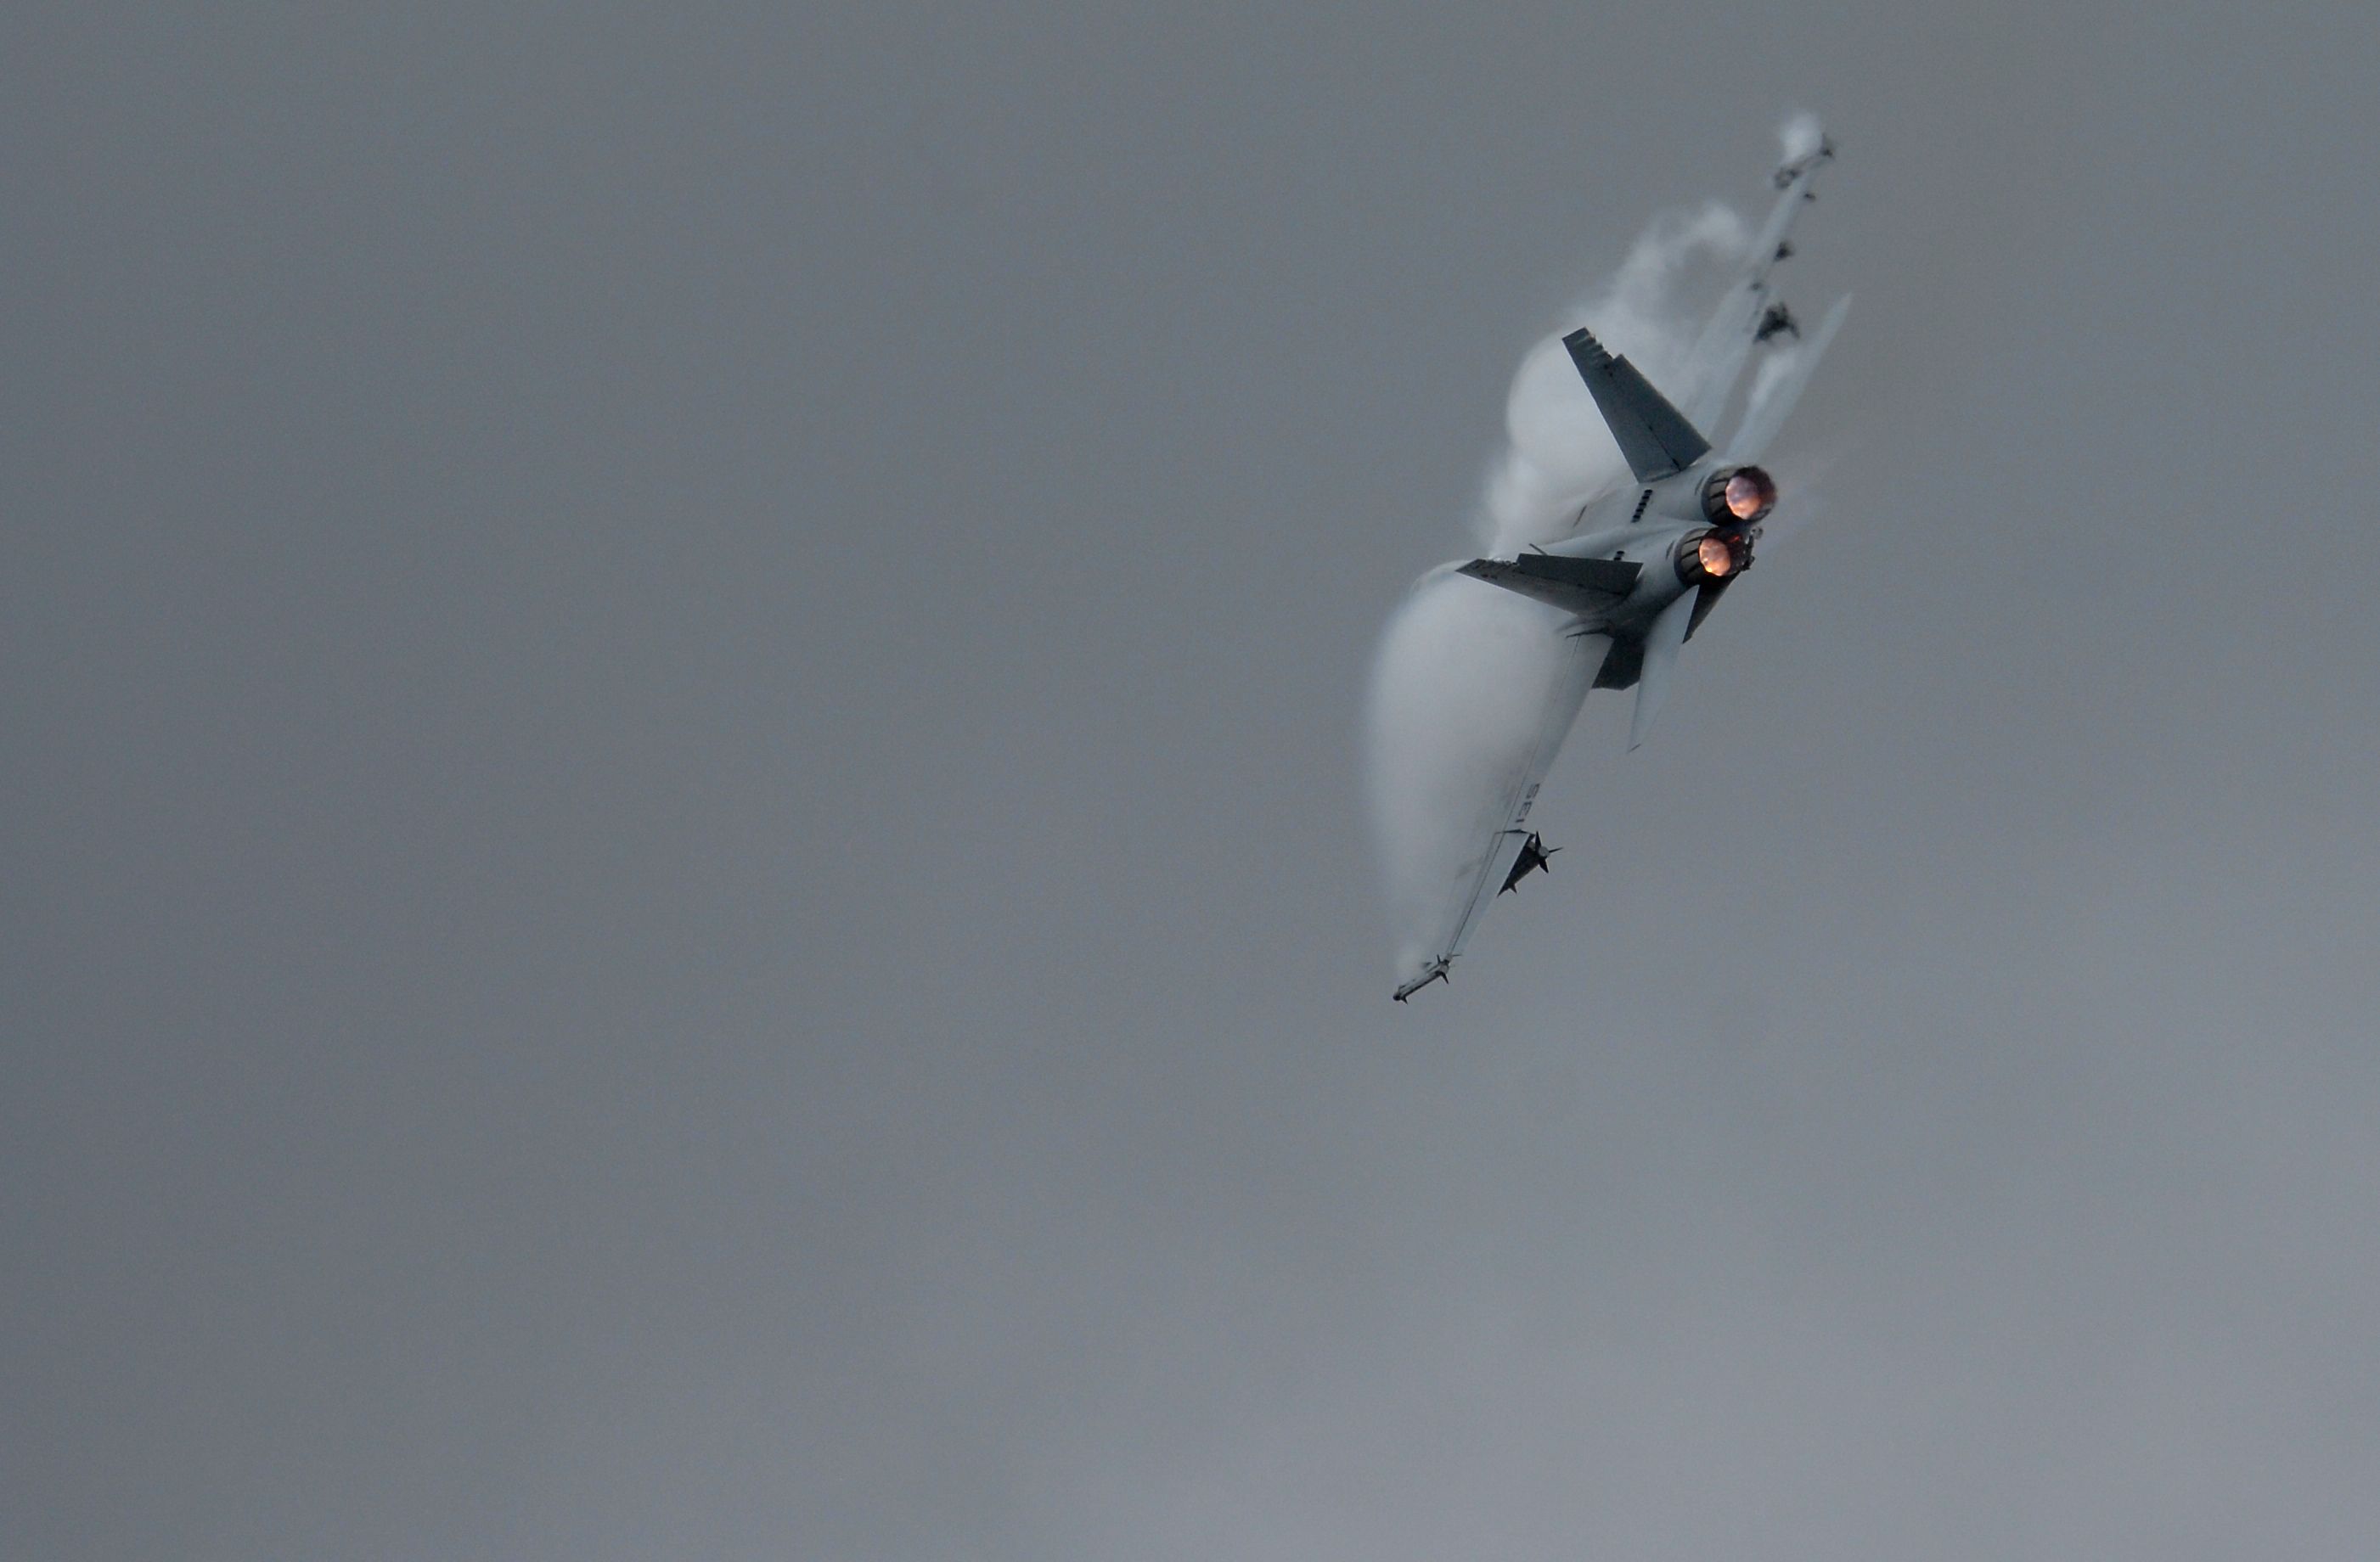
[1674,464,1776,587]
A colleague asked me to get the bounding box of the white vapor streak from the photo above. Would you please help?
[1778,108,1825,164]
[1481,202,1747,553]
[1365,572,1583,979]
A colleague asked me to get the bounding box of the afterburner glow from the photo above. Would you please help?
[1725,469,1775,521]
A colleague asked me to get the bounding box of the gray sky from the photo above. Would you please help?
[8,3,2380,1558]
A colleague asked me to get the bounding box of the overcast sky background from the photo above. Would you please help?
[8,4,2380,1559]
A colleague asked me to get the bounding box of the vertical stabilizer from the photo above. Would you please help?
[1563,329,1711,483]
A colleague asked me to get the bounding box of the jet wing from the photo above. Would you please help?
[1725,294,1849,464]
[1394,826,1533,1000]
[1393,625,1607,1001]
[1677,135,1833,434]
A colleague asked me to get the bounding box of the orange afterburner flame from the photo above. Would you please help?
[1723,467,1777,522]
[1685,533,1741,587]
[1701,464,1778,528]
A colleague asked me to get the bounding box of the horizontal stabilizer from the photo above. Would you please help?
[1458,553,1641,618]
[1564,328,1711,482]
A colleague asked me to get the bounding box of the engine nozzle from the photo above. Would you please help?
[1700,464,1777,528]
[1674,529,1748,587]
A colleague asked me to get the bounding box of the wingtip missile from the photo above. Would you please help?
[1393,962,1451,1003]
[1773,132,1836,188]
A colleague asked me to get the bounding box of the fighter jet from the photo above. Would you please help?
[1393,135,1848,1003]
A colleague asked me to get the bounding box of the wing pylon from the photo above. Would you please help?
[1725,294,1850,464]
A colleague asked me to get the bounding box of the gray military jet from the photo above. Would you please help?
[1393,136,1847,1002]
